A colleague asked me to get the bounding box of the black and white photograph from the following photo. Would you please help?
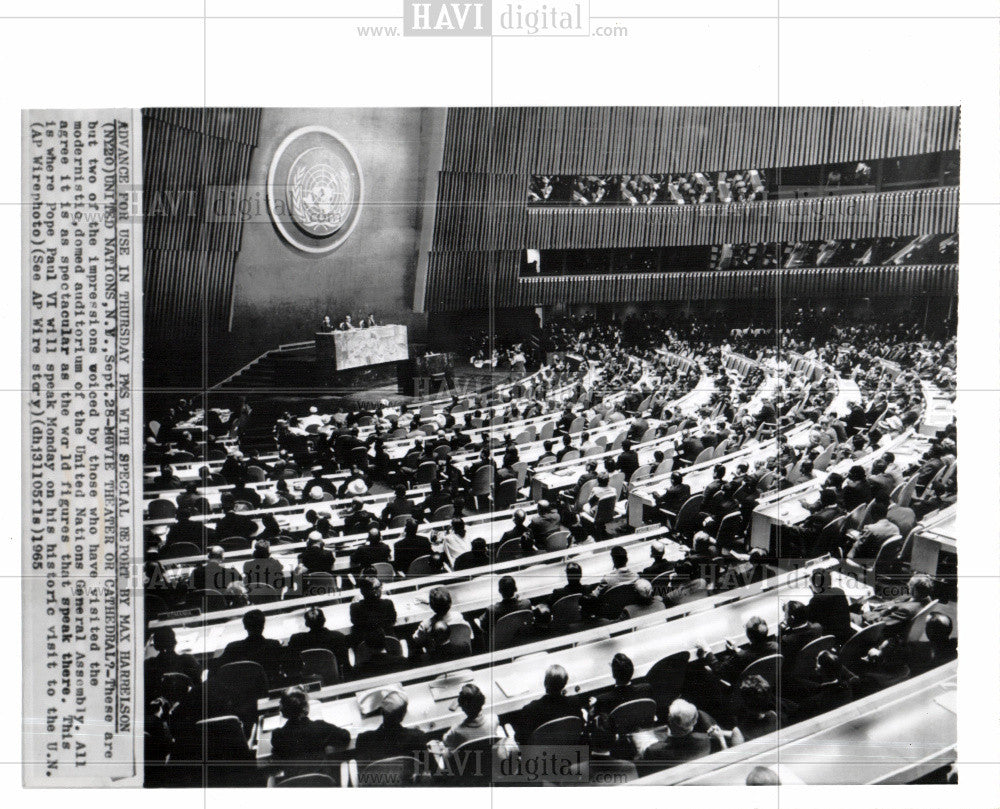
[138,106,958,787]
[12,2,1000,806]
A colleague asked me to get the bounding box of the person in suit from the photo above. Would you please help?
[299,536,335,574]
[349,576,398,645]
[163,508,209,553]
[242,539,286,592]
[454,537,491,571]
[271,687,350,775]
[796,651,856,718]
[528,501,562,547]
[678,431,705,466]
[732,674,783,741]
[640,699,727,765]
[424,621,470,664]
[217,609,288,685]
[513,665,582,744]
[590,653,654,724]
[288,607,349,669]
[144,627,202,702]
[350,528,392,576]
[862,575,935,638]
[845,501,901,566]
[353,690,429,764]
[411,587,470,650]
[189,546,241,592]
[702,464,727,502]
[591,545,638,598]
[621,578,666,619]
[498,509,529,546]
[382,484,416,526]
[213,494,258,543]
[656,472,691,514]
[805,568,853,642]
[617,441,640,482]
[393,518,432,574]
[342,499,379,536]
[443,684,501,751]
[640,541,672,581]
[778,600,823,671]
[354,628,407,678]
[840,465,872,510]
[482,575,531,628]
[696,616,779,685]
[917,612,957,672]
[547,561,589,605]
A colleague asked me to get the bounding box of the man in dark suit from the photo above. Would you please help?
[145,627,202,702]
[213,494,258,543]
[640,541,672,581]
[299,536,335,574]
[454,537,490,570]
[678,431,705,465]
[349,576,398,645]
[805,568,853,642]
[482,575,531,628]
[355,628,407,678]
[382,485,416,526]
[287,606,349,669]
[342,499,379,536]
[640,699,726,765]
[218,609,288,685]
[697,616,779,685]
[547,561,589,605]
[590,653,654,734]
[393,518,432,574]
[656,472,691,514]
[163,509,209,553]
[353,691,429,764]
[778,600,823,670]
[617,441,640,482]
[350,528,392,576]
[528,501,562,547]
[513,665,582,744]
[862,574,935,638]
[498,509,529,546]
[188,546,241,592]
[702,464,727,502]
[270,687,350,775]
[416,480,451,520]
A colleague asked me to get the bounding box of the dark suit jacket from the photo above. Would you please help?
[705,639,779,684]
[657,483,691,513]
[514,693,582,743]
[591,682,654,720]
[806,589,852,641]
[300,546,335,573]
[351,541,392,573]
[271,717,350,770]
[354,723,429,763]
[213,512,257,542]
[349,597,398,636]
[190,561,240,592]
[394,535,432,573]
[778,621,823,669]
[219,635,287,683]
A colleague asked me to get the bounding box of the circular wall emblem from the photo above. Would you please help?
[267,126,364,254]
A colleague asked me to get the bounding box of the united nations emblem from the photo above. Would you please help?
[267,126,364,254]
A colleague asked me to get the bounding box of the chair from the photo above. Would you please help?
[449,622,474,651]
[492,609,534,650]
[894,475,918,507]
[276,773,337,787]
[643,650,689,713]
[607,698,657,734]
[387,513,411,530]
[359,756,420,787]
[582,494,618,539]
[407,554,440,577]
[247,583,280,604]
[628,464,652,486]
[813,443,835,472]
[693,447,715,466]
[431,503,455,522]
[245,465,266,483]
[444,735,503,785]
[148,499,177,521]
[673,494,704,538]
[300,648,340,685]
[715,511,743,550]
[608,470,626,498]
[790,635,837,681]
[493,538,523,563]
[415,461,438,484]
[886,505,917,537]
[470,465,494,508]
[738,653,783,694]
[597,581,639,620]
[494,478,518,511]
[839,622,886,673]
[568,416,585,434]
[159,541,202,560]
[511,461,529,488]
[574,478,598,510]
[349,445,370,470]
[370,562,396,582]
[539,421,556,441]
[190,588,228,612]
[542,529,570,552]
[530,716,585,747]
[220,536,249,552]
[653,458,674,476]
[302,572,337,596]
[870,536,905,597]
[193,715,253,763]
[550,594,582,631]
[811,515,847,557]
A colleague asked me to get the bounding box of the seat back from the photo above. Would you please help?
[194,715,251,761]
[415,461,438,484]
[607,698,657,734]
[644,650,690,710]
[542,529,570,552]
[277,773,336,787]
[302,572,337,596]
[246,583,280,604]
[530,715,584,747]
[550,594,582,631]
[739,653,783,694]
[148,499,177,520]
[871,535,904,579]
[539,421,556,440]
[431,503,455,522]
[492,609,534,650]
[370,562,396,582]
[511,461,529,488]
[300,648,340,684]
[886,505,917,536]
[359,756,420,787]
[449,622,474,650]
[674,494,704,537]
[471,465,494,496]
[693,447,715,466]
[406,554,439,577]
[628,464,652,485]
[575,478,597,509]
[591,494,618,525]
[494,478,518,511]
[493,538,523,563]
[159,541,202,560]
[791,634,837,680]
[813,443,835,471]
[839,622,886,673]
[219,536,249,552]
[598,581,638,620]
[190,588,228,612]
[387,513,411,530]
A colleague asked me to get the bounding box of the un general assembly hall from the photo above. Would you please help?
[140,106,958,788]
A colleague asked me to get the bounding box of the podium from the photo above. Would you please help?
[315,325,409,372]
